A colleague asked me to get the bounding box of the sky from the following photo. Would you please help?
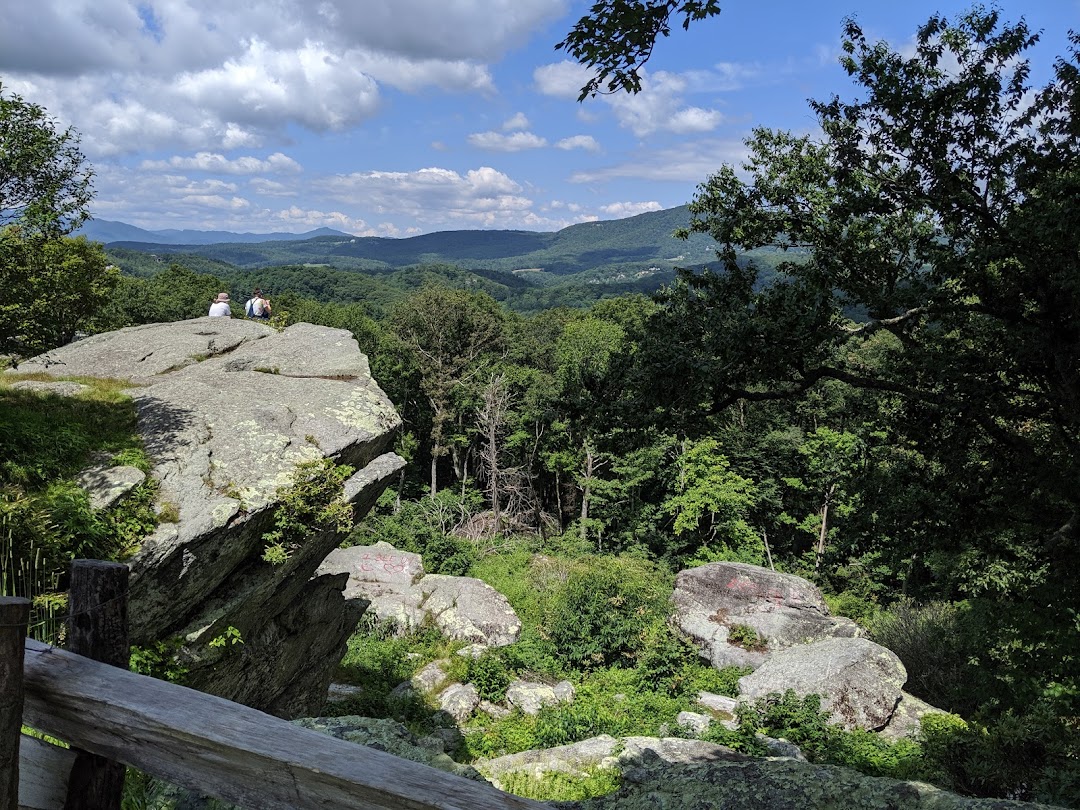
[1,0,1077,237]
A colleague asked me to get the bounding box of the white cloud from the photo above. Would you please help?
[502,112,530,130]
[249,178,297,196]
[555,135,600,152]
[599,201,662,218]
[467,131,548,151]
[570,139,750,183]
[179,194,251,210]
[140,152,302,174]
[174,39,381,131]
[315,165,536,228]
[606,71,724,136]
[534,60,594,99]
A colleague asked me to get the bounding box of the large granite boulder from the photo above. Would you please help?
[738,637,907,731]
[317,541,522,647]
[12,318,405,717]
[550,746,1055,810]
[672,562,861,670]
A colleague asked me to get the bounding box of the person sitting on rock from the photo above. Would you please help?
[245,289,271,320]
[208,292,231,317]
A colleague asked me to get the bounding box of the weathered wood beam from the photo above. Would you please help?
[1,597,31,810]
[22,640,545,810]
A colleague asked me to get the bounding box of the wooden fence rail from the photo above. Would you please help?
[19,639,546,810]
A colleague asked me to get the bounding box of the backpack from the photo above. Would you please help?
[245,298,257,317]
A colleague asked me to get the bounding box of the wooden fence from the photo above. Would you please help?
[3,562,546,810]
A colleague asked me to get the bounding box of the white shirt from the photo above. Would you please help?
[208,302,231,317]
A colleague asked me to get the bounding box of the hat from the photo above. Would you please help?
[215,292,230,302]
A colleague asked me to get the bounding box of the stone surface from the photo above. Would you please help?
[75,462,146,511]
[439,682,480,722]
[506,680,564,716]
[553,756,1054,810]
[318,541,522,647]
[697,691,739,714]
[293,716,484,781]
[418,574,523,646]
[672,562,862,670]
[411,661,449,694]
[676,711,712,736]
[738,637,907,731]
[877,691,951,741]
[12,318,405,718]
[477,735,745,788]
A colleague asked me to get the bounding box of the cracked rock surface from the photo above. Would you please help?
[14,318,405,717]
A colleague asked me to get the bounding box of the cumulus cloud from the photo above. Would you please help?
[605,71,724,136]
[556,135,600,152]
[314,165,536,228]
[467,131,548,151]
[502,112,530,130]
[534,60,594,99]
[140,152,302,174]
[599,201,662,218]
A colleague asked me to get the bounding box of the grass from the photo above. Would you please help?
[0,374,158,641]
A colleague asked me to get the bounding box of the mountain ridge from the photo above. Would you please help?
[92,205,721,277]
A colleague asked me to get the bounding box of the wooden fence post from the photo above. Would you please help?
[64,561,129,810]
[0,597,31,810]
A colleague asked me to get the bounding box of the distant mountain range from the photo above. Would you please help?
[77,219,352,245]
[85,206,723,278]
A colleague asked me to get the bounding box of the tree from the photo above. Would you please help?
[0,232,118,355]
[557,0,721,99]
[389,287,505,496]
[0,82,93,236]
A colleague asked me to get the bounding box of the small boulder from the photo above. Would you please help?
[75,462,146,511]
[738,637,906,731]
[676,711,712,736]
[439,683,480,722]
[673,562,861,671]
[506,680,561,716]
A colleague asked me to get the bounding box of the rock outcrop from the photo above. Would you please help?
[13,318,405,717]
[672,562,861,670]
[738,637,907,731]
[317,541,522,647]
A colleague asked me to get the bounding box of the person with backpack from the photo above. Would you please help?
[245,289,271,320]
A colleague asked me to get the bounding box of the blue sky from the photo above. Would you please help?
[1,0,1076,236]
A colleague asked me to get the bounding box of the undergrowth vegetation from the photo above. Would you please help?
[0,375,157,640]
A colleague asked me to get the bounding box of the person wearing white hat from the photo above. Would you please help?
[208,292,232,317]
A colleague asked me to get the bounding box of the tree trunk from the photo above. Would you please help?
[815,484,836,571]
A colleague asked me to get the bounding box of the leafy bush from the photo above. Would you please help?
[727,623,766,652]
[261,458,355,564]
[500,767,620,802]
[870,599,972,712]
[542,554,673,670]
[466,648,513,702]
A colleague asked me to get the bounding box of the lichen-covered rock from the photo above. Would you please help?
[676,711,712,736]
[418,574,522,646]
[554,754,1056,810]
[738,637,906,731]
[293,716,484,781]
[75,462,146,510]
[439,682,480,722]
[319,541,522,647]
[877,691,951,740]
[506,680,567,715]
[12,318,405,718]
[672,562,861,671]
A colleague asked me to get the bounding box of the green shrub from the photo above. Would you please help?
[466,648,513,702]
[727,623,766,652]
[543,554,673,671]
[500,767,620,802]
[261,458,355,564]
[870,599,972,712]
